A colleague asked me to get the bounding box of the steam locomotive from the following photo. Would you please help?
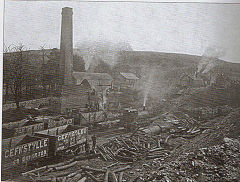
[121,107,152,130]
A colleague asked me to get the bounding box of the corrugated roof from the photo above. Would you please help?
[120,72,139,80]
[73,72,113,92]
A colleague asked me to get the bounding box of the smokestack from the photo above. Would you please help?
[60,7,73,85]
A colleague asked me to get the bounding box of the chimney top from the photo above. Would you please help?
[63,7,72,10]
[62,7,73,14]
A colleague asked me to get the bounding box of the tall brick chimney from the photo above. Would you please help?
[60,7,73,85]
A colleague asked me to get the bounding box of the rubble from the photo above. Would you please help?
[20,135,240,182]
[182,105,233,119]
[19,107,240,182]
[136,137,240,182]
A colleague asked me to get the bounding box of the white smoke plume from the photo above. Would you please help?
[198,47,225,74]
[103,91,107,105]
[74,40,132,71]
[202,59,217,74]
[143,70,155,106]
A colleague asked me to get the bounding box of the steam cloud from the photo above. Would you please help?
[74,40,133,71]
[143,70,155,107]
[198,47,225,74]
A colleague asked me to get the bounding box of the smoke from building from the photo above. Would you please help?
[198,47,225,74]
[74,40,133,72]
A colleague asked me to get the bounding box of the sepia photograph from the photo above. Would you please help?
[1,0,240,181]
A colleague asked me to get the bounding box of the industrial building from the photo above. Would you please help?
[114,72,139,90]
[58,7,113,114]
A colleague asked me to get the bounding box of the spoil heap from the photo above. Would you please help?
[136,137,240,182]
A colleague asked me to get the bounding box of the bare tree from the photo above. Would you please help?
[3,43,13,53]
[6,43,28,108]
[3,44,14,104]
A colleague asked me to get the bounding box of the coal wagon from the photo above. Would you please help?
[35,124,88,157]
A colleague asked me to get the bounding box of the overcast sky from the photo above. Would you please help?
[3,1,240,63]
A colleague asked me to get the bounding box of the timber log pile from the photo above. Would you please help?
[97,133,170,163]
[20,108,240,182]
[22,158,133,182]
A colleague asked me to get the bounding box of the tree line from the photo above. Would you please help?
[3,44,144,109]
[3,44,85,108]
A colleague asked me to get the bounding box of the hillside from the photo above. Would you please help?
[118,51,200,66]
[114,50,240,74]
[4,49,240,107]
[4,49,240,86]
[5,48,239,73]
[110,51,239,107]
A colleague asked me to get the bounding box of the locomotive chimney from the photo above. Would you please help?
[60,7,73,85]
[143,105,146,111]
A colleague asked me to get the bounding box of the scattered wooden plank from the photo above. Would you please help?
[97,146,108,161]
[149,147,165,153]
[69,173,82,182]
[106,162,119,168]
[22,166,47,177]
[75,153,100,161]
[67,172,78,178]
[48,158,75,169]
[113,165,131,173]
[104,170,109,182]
[54,161,78,171]
[82,170,101,182]
[54,171,72,177]
[118,172,124,182]
[108,171,118,182]
[77,177,87,182]
[146,155,164,160]
[81,166,106,173]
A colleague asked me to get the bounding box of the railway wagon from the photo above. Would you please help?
[121,108,138,122]
[34,124,88,157]
[121,108,151,123]
[14,120,45,136]
[2,135,49,169]
[34,115,74,129]
[2,116,74,142]
[2,118,29,129]
[74,111,106,125]
[3,120,45,137]
[120,108,155,130]
[121,108,138,130]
